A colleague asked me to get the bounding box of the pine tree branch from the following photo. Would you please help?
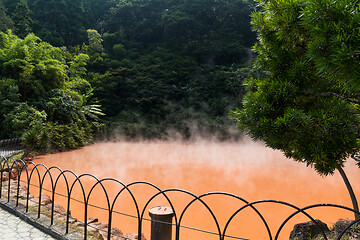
[309,92,360,104]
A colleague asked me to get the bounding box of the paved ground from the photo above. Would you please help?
[0,207,56,240]
[0,147,63,240]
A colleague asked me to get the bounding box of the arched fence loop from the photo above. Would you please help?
[102,178,141,240]
[84,175,112,240]
[26,162,51,218]
[47,166,71,225]
[223,200,329,240]
[274,203,360,240]
[0,157,359,240]
[193,192,273,240]
[337,217,360,240]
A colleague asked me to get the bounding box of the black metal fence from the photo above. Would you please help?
[1,155,360,240]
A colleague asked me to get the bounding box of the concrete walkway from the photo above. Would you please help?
[0,207,56,240]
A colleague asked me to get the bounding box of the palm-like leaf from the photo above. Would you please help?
[82,104,105,119]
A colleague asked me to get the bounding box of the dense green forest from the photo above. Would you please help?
[0,0,258,151]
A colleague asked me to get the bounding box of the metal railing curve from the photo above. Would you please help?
[0,156,359,240]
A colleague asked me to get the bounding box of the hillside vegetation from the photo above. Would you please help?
[0,0,258,151]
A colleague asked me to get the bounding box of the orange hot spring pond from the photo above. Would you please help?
[23,140,360,240]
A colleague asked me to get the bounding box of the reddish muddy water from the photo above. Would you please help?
[25,139,360,239]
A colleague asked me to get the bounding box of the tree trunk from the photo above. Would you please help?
[337,167,360,220]
[21,146,33,160]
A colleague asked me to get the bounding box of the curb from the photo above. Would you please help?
[0,198,82,240]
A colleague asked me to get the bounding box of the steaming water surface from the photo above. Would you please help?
[30,140,360,239]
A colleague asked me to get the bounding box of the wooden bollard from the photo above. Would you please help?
[149,206,174,240]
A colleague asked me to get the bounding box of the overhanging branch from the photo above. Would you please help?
[310,92,360,104]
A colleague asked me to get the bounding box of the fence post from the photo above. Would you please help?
[149,206,174,240]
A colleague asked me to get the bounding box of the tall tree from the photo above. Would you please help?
[28,0,87,46]
[0,3,14,32]
[161,0,255,65]
[1,0,32,37]
[0,31,103,150]
[0,32,68,98]
[0,0,20,14]
[231,0,360,218]
[102,0,255,65]
[12,1,32,38]
[82,0,115,29]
